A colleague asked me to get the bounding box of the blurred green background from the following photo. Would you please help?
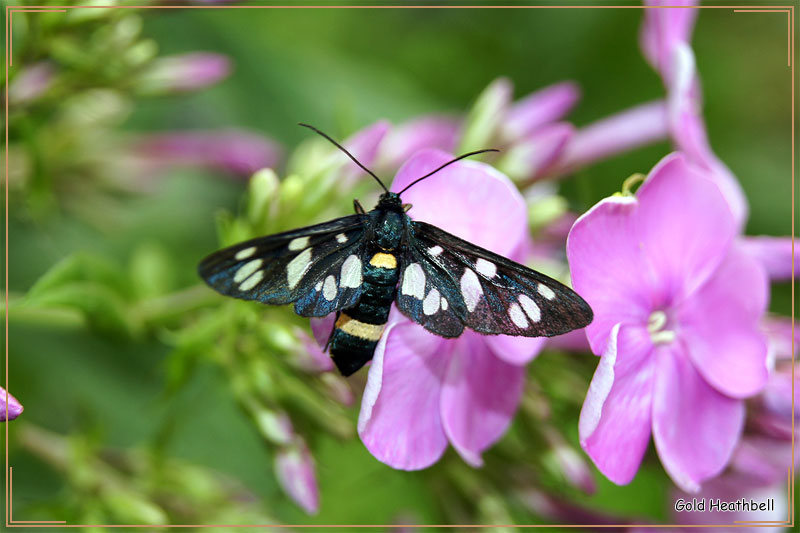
[5,2,795,528]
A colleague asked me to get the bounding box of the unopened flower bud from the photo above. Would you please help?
[254,410,295,446]
[459,78,512,153]
[0,387,23,422]
[136,52,231,94]
[319,373,354,406]
[8,62,55,105]
[247,168,280,226]
[275,440,320,515]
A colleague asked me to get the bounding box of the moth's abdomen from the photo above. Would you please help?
[329,251,399,376]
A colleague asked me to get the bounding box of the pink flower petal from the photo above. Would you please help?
[310,315,335,348]
[567,195,653,352]
[670,93,749,229]
[484,332,547,365]
[0,387,23,422]
[546,328,591,353]
[358,319,450,470]
[640,1,698,87]
[379,116,459,169]
[579,324,655,485]
[339,121,390,180]
[552,101,669,176]
[762,315,798,361]
[440,334,525,466]
[502,123,573,180]
[275,439,320,515]
[750,357,798,440]
[8,61,55,105]
[391,149,527,256]
[636,153,736,302]
[503,81,580,140]
[134,129,282,177]
[294,327,334,373]
[731,436,795,485]
[652,341,745,493]
[677,249,769,399]
[139,52,231,93]
[740,236,797,282]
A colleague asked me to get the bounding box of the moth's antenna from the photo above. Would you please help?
[298,123,389,194]
[397,148,500,195]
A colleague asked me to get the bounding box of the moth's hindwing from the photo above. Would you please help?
[396,221,593,337]
[198,214,369,317]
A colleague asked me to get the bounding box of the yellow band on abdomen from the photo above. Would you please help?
[335,313,385,341]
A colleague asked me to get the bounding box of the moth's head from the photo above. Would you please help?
[377,192,403,211]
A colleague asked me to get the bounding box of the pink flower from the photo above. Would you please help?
[667,316,798,526]
[377,116,460,170]
[370,77,669,186]
[8,62,55,105]
[567,153,769,492]
[1,387,23,422]
[274,438,320,514]
[336,121,390,183]
[133,129,282,177]
[355,149,547,470]
[740,237,798,283]
[136,52,231,94]
[550,101,669,177]
[640,0,748,228]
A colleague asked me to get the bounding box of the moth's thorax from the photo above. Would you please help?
[370,207,406,250]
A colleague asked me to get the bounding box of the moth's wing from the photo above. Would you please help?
[198,214,369,317]
[396,221,593,338]
[394,239,467,338]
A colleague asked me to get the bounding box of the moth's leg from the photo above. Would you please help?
[402,203,413,212]
[353,199,366,215]
[324,312,339,351]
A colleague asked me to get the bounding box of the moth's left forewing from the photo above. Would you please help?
[198,215,368,315]
[405,221,593,338]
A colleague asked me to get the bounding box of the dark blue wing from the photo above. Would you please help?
[198,215,369,317]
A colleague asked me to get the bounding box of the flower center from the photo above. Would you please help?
[647,310,676,345]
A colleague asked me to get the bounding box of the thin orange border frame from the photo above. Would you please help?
[3,3,795,529]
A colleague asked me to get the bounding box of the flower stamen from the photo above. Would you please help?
[647,310,676,344]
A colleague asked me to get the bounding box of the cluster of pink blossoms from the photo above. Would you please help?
[569,0,796,507]
[296,3,796,516]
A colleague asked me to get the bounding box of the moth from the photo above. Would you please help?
[199,124,593,376]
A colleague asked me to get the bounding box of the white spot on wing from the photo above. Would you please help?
[335,233,348,243]
[440,297,448,311]
[340,255,362,288]
[428,245,443,257]
[323,275,337,301]
[315,280,323,292]
[288,236,310,251]
[509,302,530,329]
[401,263,426,299]
[538,284,556,300]
[239,270,264,291]
[519,294,541,322]
[287,249,313,289]
[234,259,263,283]
[235,246,256,260]
[475,258,497,278]
[460,269,483,312]
[423,289,441,315]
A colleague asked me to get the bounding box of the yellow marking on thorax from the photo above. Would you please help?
[369,252,397,269]
[335,313,385,341]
